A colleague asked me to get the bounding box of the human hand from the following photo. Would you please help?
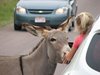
[63,52,71,64]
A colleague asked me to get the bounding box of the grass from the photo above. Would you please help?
[0,0,18,27]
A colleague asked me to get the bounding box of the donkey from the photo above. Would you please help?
[21,16,73,75]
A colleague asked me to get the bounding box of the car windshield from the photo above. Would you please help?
[86,33,100,72]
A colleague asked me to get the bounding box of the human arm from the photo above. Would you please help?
[63,47,77,64]
[63,35,82,64]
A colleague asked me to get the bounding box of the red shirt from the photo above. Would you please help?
[73,34,85,49]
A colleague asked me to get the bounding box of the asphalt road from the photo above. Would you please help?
[0,0,100,75]
[77,0,100,18]
[0,25,42,56]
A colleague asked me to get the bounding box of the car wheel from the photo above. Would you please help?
[14,24,21,30]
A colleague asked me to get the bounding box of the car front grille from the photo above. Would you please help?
[28,9,53,14]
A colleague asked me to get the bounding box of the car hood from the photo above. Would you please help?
[17,1,69,9]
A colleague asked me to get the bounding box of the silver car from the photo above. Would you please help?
[62,16,100,75]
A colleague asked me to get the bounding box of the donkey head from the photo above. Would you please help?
[22,16,73,63]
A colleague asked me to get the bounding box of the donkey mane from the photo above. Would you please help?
[29,38,44,55]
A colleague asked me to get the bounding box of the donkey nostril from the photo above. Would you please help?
[64,52,66,55]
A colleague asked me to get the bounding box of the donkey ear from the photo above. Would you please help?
[57,16,73,31]
[22,23,38,36]
[22,23,49,37]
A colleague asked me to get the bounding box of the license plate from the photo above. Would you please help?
[35,16,46,23]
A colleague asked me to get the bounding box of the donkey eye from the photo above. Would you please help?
[50,38,56,42]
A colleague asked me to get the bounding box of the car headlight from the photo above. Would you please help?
[16,6,26,14]
[55,7,68,14]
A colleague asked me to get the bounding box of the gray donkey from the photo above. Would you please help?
[22,16,72,75]
[0,17,72,75]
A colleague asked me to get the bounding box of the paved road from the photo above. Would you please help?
[77,0,100,18]
[0,25,44,56]
[0,0,100,75]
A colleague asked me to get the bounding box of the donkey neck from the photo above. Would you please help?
[34,39,57,63]
[33,39,48,59]
[33,39,57,75]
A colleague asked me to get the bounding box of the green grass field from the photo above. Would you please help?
[0,0,18,27]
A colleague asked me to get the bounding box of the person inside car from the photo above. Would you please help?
[63,12,94,64]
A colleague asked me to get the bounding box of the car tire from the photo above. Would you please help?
[14,24,21,30]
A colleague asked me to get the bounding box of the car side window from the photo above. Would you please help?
[86,33,100,72]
